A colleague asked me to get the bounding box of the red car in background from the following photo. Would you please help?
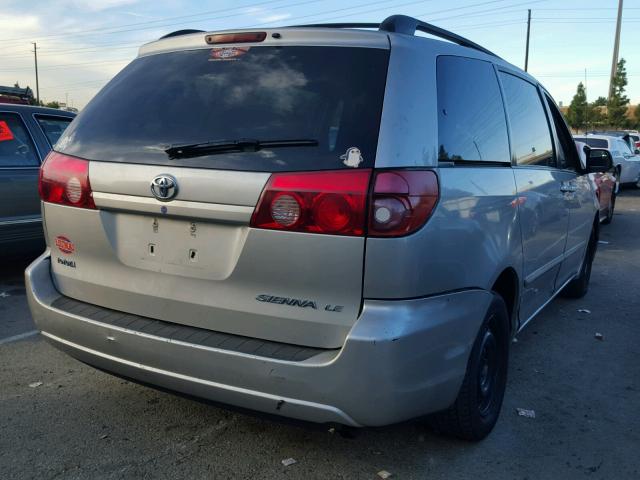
[576,140,618,224]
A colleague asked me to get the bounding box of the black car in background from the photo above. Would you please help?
[0,104,75,254]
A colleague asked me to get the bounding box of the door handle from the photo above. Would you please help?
[560,181,577,193]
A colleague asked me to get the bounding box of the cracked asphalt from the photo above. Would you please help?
[1,191,639,479]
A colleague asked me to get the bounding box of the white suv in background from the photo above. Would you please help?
[573,134,640,185]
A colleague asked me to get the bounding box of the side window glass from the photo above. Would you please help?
[436,56,510,163]
[499,72,554,167]
[34,115,73,147]
[0,113,39,167]
[544,94,580,171]
[619,140,632,156]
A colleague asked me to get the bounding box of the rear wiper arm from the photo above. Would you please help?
[165,138,318,159]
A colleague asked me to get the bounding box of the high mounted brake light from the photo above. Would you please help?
[39,151,96,209]
[205,32,267,44]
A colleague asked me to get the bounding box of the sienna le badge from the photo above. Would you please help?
[340,147,363,168]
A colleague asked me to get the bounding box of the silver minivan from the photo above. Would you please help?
[26,16,601,440]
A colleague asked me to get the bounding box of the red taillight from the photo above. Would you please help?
[39,151,96,209]
[205,32,267,44]
[251,170,371,236]
[368,170,438,237]
[251,169,439,237]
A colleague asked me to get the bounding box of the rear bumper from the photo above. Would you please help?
[26,251,492,427]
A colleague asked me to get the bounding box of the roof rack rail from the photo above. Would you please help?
[159,29,204,40]
[292,14,499,59]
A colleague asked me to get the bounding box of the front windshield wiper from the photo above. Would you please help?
[165,138,318,159]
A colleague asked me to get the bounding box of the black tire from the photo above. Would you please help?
[602,192,615,225]
[561,226,597,298]
[429,294,509,441]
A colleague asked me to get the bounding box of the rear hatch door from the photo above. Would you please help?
[48,33,389,349]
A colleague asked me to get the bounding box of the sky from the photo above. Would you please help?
[1,0,638,110]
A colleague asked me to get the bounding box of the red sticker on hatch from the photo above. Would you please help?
[0,120,14,142]
[55,236,75,254]
[209,47,250,61]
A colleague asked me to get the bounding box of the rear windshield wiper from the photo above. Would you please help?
[165,138,318,159]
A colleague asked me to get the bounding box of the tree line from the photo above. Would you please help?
[566,58,639,131]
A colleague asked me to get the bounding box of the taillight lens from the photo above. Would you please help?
[39,151,96,209]
[369,170,438,237]
[251,170,371,236]
[251,169,438,237]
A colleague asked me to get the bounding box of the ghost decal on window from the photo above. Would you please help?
[340,147,363,168]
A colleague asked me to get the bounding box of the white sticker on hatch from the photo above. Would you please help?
[340,147,363,168]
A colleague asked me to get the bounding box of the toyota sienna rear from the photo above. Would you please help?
[27,15,599,441]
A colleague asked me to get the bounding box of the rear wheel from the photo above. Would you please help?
[561,226,597,298]
[429,294,509,441]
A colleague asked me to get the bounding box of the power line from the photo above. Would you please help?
[246,0,433,26]
[0,0,327,46]
[419,0,548,22]
[0,0,291,44]
[0,58,132,73]
[0,0,434,59]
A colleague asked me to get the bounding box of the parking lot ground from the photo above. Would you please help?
[1,191,639,480]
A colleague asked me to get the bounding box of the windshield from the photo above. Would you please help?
[57,46,389,172]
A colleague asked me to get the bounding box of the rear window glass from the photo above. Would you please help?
[57,46,389,172]
[0,113,39,167]
[436,56,510,163]
[574,137,608,148]
[35,115,73,146]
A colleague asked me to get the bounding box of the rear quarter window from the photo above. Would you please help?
[57,46,389,172]
[436,56,510,163]
[34,115,73,146]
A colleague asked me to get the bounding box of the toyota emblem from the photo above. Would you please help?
[150,174,178,201]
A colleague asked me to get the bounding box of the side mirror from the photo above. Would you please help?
[635,148,640,155]
[586,148,614,173]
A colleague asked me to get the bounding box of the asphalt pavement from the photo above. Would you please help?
[1,191,639,479]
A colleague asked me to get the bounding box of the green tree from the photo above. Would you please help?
[44,101,60,109]
[566,82,589,130]
[593,96,607,107]
[607,58,630,128]
[588,103,606,129]
[634,104,640,129]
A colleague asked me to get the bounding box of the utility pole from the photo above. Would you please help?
[608,0,623,101]
[524,9,531,72]
[32,42,40,105]
[584,68,588,134]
